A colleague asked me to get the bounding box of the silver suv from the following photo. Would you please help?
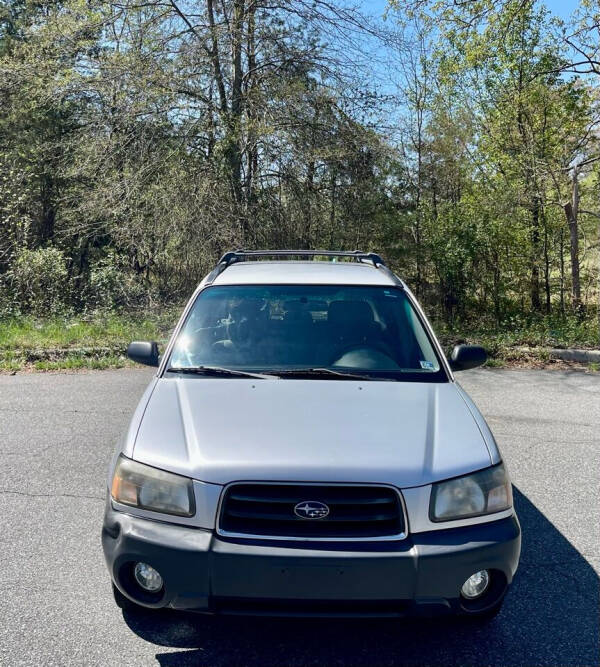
[103,250,520,620]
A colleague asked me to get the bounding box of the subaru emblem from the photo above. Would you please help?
[294,501,329,519]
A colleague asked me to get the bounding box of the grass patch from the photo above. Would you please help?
[484,358,505,368]
[0,359,21,372]
[31,356,132,371]
[0,309,180,371]
[436,314,599,356]
[0,310,179,351]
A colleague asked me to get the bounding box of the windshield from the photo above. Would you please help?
[167,285,446,380]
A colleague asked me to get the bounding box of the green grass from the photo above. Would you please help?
[435,314,599,368]
[436,314,599,355]
[0,310,180,371]
[0,355,133,372]
[32,356,132,371]
[0,311,178,350]
[484,358,505,368]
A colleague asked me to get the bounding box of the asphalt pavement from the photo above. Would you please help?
[0,368,598,666]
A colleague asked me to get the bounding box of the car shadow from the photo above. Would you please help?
[122,488,599,666]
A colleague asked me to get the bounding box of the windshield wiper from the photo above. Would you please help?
[268,368,378,381]
[167,366,278,380]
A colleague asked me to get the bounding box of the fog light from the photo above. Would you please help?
[461,569,490,599]
[134,562,163,592]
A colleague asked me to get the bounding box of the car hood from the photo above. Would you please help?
[132,377,492,487]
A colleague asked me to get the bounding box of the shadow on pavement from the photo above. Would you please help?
[123,488,599,666]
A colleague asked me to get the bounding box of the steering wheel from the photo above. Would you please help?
[329,343,397,368]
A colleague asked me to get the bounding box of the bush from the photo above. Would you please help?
[84,252,147,311]
[7,247,71,316]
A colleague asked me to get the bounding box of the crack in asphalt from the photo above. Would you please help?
[541,567,599,598]
[0,490,104,501]
[492,433,598,444]
[521,558,600,565]
[0,440,87,457]
[0,408,129,415]
[486,415,597,429]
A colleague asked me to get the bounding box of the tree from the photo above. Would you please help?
[389,0,600,320]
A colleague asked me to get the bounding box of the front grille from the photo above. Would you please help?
[218,483,405,539]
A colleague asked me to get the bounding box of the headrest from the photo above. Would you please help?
[284,300,312,324]
[232,299,266,320]
[327,300,375,326]
[284,300,306,313]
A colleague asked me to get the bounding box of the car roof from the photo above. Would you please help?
[208,261,400,287]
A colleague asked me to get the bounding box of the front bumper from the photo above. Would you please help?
[102,502,521,617]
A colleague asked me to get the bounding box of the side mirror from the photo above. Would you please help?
[127,341,159,367]
[449,344,487,372]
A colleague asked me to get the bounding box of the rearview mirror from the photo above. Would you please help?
[449,344,487,372]
[127,341,159,367]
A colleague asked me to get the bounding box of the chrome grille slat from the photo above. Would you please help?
[228,493,395,506]
[219,483,405,539]
[227,508,398,522]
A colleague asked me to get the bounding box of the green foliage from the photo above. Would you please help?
[6,247,70,316]
[437,312,599,354]
[0,310,178,370]
[83,252,147,311]
[385,0,599,331]
[0,0,598,345]
[0,312,176,350]
[31,357,130,371]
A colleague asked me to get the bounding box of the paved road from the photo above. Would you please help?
[1,368,598,666]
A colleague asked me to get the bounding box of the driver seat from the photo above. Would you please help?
[327,300,382,348]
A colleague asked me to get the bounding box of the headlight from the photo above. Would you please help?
[430,463,512,522]
[111,455,195,517]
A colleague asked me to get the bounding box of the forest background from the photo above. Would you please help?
[1,0,599,369]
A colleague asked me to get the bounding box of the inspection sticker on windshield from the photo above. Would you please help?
[420,360,435,370]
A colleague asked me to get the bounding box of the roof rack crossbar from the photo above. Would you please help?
[216,249,386,268]
[203,249,389,285]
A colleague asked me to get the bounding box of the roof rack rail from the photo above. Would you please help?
[222,249,385,267]
[204,249,387,284]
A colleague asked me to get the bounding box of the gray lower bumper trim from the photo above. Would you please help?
[102,502,520,615]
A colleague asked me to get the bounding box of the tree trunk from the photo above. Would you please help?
[559,227,565,314]
[229,0,244,213]
[244,3,257,210]
[303,159,315,249]
[206,0,228,115]
[542,208,551,313]
[414,116,423,298]
[329,169,337,247]
[492,249,501,325]
[207,0,244,218]
[39,171,56,243]
[563,167,581,314]
[530,196,541,312]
